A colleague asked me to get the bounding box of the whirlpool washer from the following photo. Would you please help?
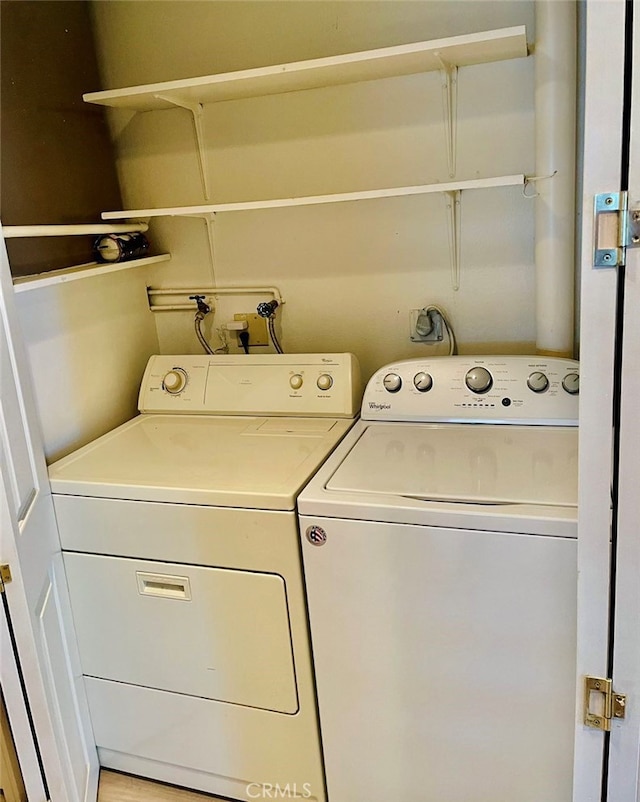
[48,353,360,802]
[297,355,579,802]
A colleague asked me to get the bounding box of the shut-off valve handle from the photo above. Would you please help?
[189,295,211,316]
[257,300,279,318]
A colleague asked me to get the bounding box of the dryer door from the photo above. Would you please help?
[64,553,298,714]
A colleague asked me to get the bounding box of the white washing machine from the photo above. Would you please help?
[48,353,360,802]
[297,355,579,802]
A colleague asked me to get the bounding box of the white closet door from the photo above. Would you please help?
[607,0,640,796]
[0,581,46,801]
[0,229,99,802]
[576,0,640,798]
[574,0,627,799]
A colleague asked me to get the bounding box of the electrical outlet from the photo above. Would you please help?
[410,309,444,343]
[234,313,269,346]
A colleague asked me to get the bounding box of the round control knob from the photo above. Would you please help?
[465,366,493,394]
[317,374,333,391]
[413,372,433,393]
[163,369,187,394]
[527,371,549,394]
[562,372,580,395]
[383,373,402,393]
[290,374,303,390]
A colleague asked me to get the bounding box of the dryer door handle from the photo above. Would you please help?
[136,571,192,601]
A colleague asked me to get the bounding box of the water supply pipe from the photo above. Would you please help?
[534,0,577,357]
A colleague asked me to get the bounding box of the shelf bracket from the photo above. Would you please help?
[189,213,217,286]
[444,189,462,291]
[154,94,211,201]
[434,53,458,179]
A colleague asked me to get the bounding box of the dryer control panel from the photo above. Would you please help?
[363,356,579,425]
[139,353,361,418]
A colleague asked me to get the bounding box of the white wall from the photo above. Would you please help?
[91,0,537,381]
[15,268,159,462]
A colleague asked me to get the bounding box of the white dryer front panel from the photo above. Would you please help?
[64,553,298,714]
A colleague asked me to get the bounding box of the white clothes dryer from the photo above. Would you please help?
[48,353,360,802]
[297,355,579,802]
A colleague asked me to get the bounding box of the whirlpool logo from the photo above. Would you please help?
[368,402,391,410]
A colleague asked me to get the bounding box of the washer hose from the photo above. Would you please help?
[268,315,283,354]
[190,295,214,355]
[194,311,214,354]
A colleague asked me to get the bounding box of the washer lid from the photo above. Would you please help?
[49,414,354,510]
[326,423,578,507]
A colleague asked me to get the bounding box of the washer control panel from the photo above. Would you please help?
[138,353,361,418]
[364,356,579,425]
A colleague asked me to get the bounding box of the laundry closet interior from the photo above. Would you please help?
[1,1,588,801]
[3,0,572,466]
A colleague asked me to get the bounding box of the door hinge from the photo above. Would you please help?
[584,676,627,730]
[0,563,12,592]
[594,191,640,268]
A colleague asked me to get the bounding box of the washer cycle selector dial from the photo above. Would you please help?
[562,372,580,395]
[383,373,402,393]
[527,371,549,393]
[413,372,433,392]
[290,374,304,390]
[465,366,493,394]
[317,374,333,391]
[162,368,187,394]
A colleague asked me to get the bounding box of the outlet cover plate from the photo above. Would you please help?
[234,313,269,346]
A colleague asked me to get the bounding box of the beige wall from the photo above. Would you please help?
[15,269,159,462]
[2,1,159,461]
[90,1,534,86]
[90,0,537,381]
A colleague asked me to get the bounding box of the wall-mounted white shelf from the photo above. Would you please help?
[3,223,148,238]
[87,26,529,291]
[83,27,527,110]
[12,254,170,293]
[101,174,525,219]
[85,27,527,198]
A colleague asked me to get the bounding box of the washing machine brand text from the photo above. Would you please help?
[368,402,392,410]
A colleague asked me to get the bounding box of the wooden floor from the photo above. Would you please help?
[97,770,230,802]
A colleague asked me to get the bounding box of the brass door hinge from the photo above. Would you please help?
[0,564,12,592]
[584,676,627,731]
